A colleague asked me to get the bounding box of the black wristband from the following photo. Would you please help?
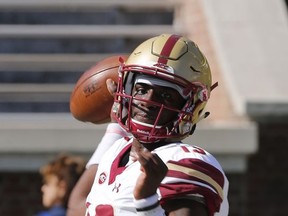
[136,201,160,212]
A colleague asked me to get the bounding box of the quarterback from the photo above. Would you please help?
[84,34,229,216]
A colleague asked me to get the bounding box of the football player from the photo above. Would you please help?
[70,34,229,216]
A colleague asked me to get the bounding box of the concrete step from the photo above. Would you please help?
[0,0,177,11]
[0,83,73,102]
[0,113,257,172]
[0,53,125,71]
[0,24,177,38]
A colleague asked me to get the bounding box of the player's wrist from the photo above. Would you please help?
[134,193,159,209]
[134,194,165,216]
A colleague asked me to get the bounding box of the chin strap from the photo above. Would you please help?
[129,119,168,143]
[211,81,218,91]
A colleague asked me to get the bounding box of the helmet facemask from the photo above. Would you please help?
[112,63,209,143]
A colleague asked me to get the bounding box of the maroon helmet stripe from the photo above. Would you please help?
[158,34,181,64]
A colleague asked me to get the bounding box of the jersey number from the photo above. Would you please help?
[192,146,206,155]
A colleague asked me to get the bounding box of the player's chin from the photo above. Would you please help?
[132,114,156,125]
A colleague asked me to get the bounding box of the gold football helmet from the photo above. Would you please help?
[112,34,216,143]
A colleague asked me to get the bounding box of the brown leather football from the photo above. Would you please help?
[70,55,128,124]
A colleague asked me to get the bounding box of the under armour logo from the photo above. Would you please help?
[112,183,121,193]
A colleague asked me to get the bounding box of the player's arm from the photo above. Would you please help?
[132,151,208,215]
[132,147,208,216]
[161,155,227,215]
[67,164,98,216]
[67,123,128,216]
[132,142,222,216]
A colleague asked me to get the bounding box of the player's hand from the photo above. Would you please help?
[131,139,168,200]
[106,78,117,96]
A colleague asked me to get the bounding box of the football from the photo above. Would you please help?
[70,55,128,124]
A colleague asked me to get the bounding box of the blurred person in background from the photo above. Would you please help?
[36,153,86,216]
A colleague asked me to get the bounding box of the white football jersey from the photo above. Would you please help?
[86,137,229,216]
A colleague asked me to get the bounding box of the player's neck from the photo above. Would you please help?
[131,138,172,152]
[141,141,172,151]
